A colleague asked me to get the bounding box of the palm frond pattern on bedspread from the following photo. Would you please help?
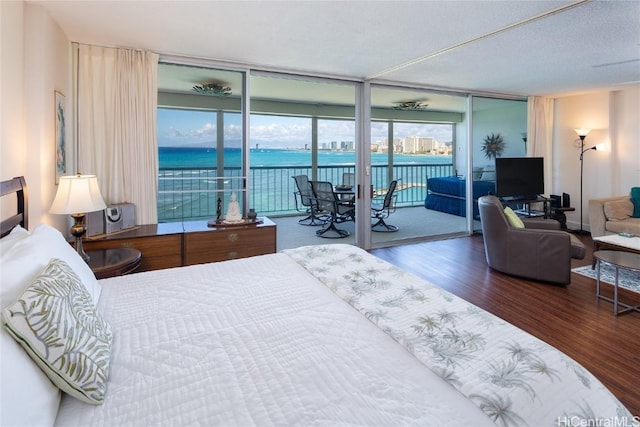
[282,244,632,427]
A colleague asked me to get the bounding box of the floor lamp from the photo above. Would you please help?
[575,128,596,235]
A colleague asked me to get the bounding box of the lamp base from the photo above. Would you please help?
[70,213,90,263]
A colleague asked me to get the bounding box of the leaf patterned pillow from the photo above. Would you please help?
[2,258,113,405]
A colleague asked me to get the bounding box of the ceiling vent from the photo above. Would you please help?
[392,101,428,111]
[192,82,232,96]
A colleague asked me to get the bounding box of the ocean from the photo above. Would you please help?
[158,147,453,221]
[159,147,451,168]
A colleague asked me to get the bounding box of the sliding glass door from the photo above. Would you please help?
[369,85,469,246]
[471,96,527,232]
[249,72,357,248]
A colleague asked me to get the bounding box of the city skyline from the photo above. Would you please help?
[158,108,454,149]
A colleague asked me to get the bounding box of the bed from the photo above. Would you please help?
[425,176,495,219]
[0,176,633,426]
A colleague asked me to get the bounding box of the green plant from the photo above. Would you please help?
[481,133,505,159]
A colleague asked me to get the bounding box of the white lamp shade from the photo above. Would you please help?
[50,174,107,215]
[574,128,591,137]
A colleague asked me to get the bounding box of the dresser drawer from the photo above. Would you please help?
[84,234,182,272]
[183,224,276,265]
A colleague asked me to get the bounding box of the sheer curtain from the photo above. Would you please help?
[527,96,554,194]
[75,44,159,224]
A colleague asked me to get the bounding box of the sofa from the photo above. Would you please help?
[588,196,640,238]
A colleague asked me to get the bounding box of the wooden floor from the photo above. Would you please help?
[371,233,640,417]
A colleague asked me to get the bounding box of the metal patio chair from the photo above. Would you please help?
[292,175,326,226]
[371,179,399,232]
[310,180,355,238]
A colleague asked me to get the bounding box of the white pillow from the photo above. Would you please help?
[3,258,113,405]
[0,326,61,427]
[0,224,102,425]
[0,224,30,254]
[1,224,101,308]
[0,226,61,427]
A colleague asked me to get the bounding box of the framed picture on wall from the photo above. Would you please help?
[55,90,66,184]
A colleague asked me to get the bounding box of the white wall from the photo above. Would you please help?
[553,85,640,230]
[0,1,26,221]
[0,1,72,231]
[472,100,528,174]
[612,87,640,189]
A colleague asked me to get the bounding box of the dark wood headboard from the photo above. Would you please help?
[1,176,28,238]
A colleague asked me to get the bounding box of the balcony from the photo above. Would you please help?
[158,162,454,221]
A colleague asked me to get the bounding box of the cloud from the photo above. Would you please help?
[251,122,311,144]
[193,122,216,138]
[159,110,453,148]
[168,127,186,138]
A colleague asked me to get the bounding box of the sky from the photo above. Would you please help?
[157,108,453,149]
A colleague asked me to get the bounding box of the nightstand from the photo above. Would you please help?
[87,248,142,279]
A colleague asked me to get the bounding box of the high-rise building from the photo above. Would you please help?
[340,141,355,151]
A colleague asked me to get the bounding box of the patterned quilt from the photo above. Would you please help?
[282,244,633,427]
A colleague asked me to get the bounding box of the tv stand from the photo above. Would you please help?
[501,195,551,218]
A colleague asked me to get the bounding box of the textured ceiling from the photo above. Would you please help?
[30,0,640,103]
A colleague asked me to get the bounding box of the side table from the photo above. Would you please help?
[87,247,142,279]
[551,206,575,229]
[593,250,640,316]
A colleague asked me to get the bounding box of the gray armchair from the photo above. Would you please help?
[478,195,586,285]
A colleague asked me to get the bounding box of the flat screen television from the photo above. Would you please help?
[495,157,544,200]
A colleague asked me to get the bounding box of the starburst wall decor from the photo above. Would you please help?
[481,133,505,159]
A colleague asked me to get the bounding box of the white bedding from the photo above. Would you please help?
[284,245,632,425]
[55,250,494,426]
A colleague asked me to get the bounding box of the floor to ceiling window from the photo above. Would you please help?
[155,61,527,250]
[248,72,358,248]
[157,63,245,223]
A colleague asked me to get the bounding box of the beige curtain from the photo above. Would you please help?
[527,96,554,194]
[75,44,159,224]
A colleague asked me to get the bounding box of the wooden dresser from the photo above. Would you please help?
[82,218,277,272]
[182,219,277,265]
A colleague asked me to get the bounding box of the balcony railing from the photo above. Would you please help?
[158,163,453,222]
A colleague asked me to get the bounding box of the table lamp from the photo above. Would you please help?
[50,174,106,262]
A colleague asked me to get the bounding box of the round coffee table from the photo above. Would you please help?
[593,250,640,316]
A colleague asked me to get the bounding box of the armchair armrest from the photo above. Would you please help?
[522,218,561,230]
[505,228,573,284]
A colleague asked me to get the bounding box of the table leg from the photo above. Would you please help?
[594,255,640,316]
[614,267,619,316]
[592,241,602,269]
[596,259,601,299]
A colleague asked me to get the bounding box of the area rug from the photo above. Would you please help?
[572,264,640,294]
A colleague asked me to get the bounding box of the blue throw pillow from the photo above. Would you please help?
[632,187,640,218]
[632,198,640,218]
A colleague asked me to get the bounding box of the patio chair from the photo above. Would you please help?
[339,172,356,203]
[292,175,325,226]
[342,172,355,186]
[371,180,398,232]
[310,180,355,238]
